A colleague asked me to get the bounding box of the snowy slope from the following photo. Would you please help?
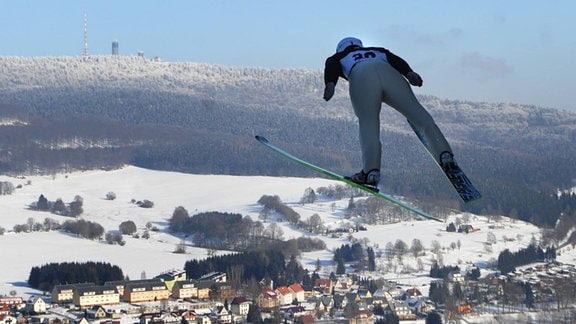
[0,166,565,300]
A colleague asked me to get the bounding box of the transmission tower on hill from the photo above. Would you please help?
[82,12,89,57]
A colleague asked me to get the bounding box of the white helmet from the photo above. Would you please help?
[336,37,363,53]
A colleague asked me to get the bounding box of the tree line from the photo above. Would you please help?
[184,249,310,290]
[28,261,124,292]
[31,194,84,217]
[333,243,376,274]
[497,243,557,275]
[169,200,326,252]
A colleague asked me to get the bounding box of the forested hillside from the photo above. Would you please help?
[1,56,576,229]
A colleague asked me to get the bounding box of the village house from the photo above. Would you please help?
[314,278,333,295]
[139,311,181,324]
[350,309,373,324]
[73,284,120,309]
[105,280,128,297]
[85,305,108,320]
[448,272,465,283]
[230,297,250,316]
[181,310,197,323]
[371,289,393,306]
[155,269,187,291]
[275,286,293,306]
[26,296,46,314]
[389,300,416,321]
[307,295,334,314]
[195,280,214,300]
[283,305,307,321]
[333,276,354,293]
[0,297,25,309]
[403,287,422,299]
[172,279,198,299]
[215,282,236,301]
[302,285,316,299]
[257,289,279,311]
[51,283,95,304]
[288,283,305,303]
[123,281,170,303]
[333,294,347,310]
[345,292,361,307]
[212,305,232,323]
[458,224,477,234]
[197,314,212,324]
[356,288,372,303]
[198,272,227,283]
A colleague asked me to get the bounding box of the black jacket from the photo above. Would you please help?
[324,46,414,85]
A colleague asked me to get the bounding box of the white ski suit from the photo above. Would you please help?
[323,46,453,173]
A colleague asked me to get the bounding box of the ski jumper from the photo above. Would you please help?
[324,46,452,172]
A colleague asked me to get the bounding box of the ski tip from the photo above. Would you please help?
[255,135,268,143]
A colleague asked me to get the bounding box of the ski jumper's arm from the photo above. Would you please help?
[324,55,345,85]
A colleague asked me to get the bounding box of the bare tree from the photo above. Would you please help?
[69,195,84,217]
[394,239,408,262]
[174,239,186,254]
[265,223,284,240]
[411,238,424,257]
[431,240,442,254]
[487,231,497,245]
[307,213,324,234]
[300,187,316,204]
[105,191,117,200]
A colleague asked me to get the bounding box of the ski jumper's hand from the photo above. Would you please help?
[406,71,423,87]
[323,82,336,101]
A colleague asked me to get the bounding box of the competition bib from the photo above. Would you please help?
[340,49,388,78]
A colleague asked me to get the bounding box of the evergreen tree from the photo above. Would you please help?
[367,247,376,271]
[525,283,535,309]
[37,194,49,211]
[69,195,84,217]
[170,206,189,232]
[336,258,346,275]
[52,198,68,215]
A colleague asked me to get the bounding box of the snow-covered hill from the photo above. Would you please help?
[2,166,565,301]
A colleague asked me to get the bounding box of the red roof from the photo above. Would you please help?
[276,286,291,295]
[314,278,332,287]
[289,283,304,293]
[260,289,277,299]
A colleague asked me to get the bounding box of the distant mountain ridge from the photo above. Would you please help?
[1,55,576,228]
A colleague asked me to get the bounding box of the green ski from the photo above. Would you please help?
[255,135,443,222]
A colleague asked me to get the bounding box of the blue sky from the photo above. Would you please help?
[1,1,575,111]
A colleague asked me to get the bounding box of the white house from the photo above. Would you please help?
[275,286,293,305]
[288,283,305,303]
[230,297,250,316]
[27,296,46,314]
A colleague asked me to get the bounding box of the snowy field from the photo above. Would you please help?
[1,165,571,303]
